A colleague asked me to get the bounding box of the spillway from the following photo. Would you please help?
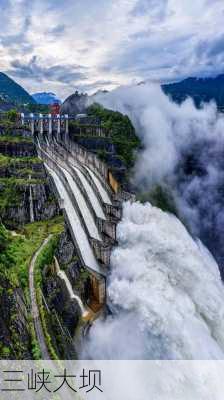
[71,165,106,220]
[45,164,101,274]
[85,166,112,205]
[58,165,101,241]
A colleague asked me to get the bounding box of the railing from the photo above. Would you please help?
[71,124,111,138]
[90,238,112,267]
[65,137,109,183]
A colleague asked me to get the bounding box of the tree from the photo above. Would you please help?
[6,109,18,122]
[87,103,140,168]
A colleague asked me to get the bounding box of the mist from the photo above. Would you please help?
[82,201,224,359]
[93,84,224,274]
[81,83,224,360]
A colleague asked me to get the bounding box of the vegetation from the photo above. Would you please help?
[0,157,46,217]
[0,180,23,213]
[73,267,90,291]
[0,119,16,133]
[29,318,42,359]
[0,177,44,185]
[0,216,64,290]
[0,155,41,166]
[0,152,44,215]
[0,177,47,216]
[96,148,108,162]
[0,224,14,273]
[34,235,60,359]
[24,103,50,114]
[3,109,18,122]
[0,135,32,143]
[0,110,30,137]
[0,218,64,359]
[87,103,140,168]
[0,224,27,358]
[0,125,64,359]
[1,346,10,357]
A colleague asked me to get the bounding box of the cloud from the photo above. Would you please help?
[46,24,66,38]
[8,56,88,85]
[130,0,169,21]
[93,82,224,275]
[0,15,33,55]
[197,34,224,59]
[83,83,224,360]
[76,79,121,93]
[0,0,224,98]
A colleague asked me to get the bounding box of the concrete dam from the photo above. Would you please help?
[23,113,134,324]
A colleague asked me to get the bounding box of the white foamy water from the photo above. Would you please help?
[83,201,224,359]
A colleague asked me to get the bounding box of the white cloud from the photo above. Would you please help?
[0,0,224,98]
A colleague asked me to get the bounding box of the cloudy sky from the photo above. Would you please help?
[0,0,224,100]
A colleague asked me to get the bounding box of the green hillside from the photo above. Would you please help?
[0,72,35,105]
[87,103,140,168]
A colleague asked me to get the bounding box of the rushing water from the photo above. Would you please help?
[83,201,224,359]
[54,256,88,317]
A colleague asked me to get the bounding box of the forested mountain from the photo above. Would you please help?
[162,74,224,108]
[0,72,35,105]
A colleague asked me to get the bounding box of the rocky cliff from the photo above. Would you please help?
[42,228,89,358]
[0,135,59,228]
[0,125,62,358]
[61,91,88,115]
[0,278,32,359]
[0,223,33,359]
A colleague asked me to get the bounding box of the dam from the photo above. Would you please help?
[24,113,134,320]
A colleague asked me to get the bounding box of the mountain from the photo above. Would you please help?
[162,74,224,109]
[0,72,35,104]
[32,92,61,105]
[60,91,88,115]
[61,74,224,115]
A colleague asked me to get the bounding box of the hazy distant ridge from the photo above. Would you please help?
[162,74,224,108]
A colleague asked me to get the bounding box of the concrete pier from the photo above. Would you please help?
[20,113,111,141]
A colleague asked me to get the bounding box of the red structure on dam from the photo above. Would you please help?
[50,102,61,115]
